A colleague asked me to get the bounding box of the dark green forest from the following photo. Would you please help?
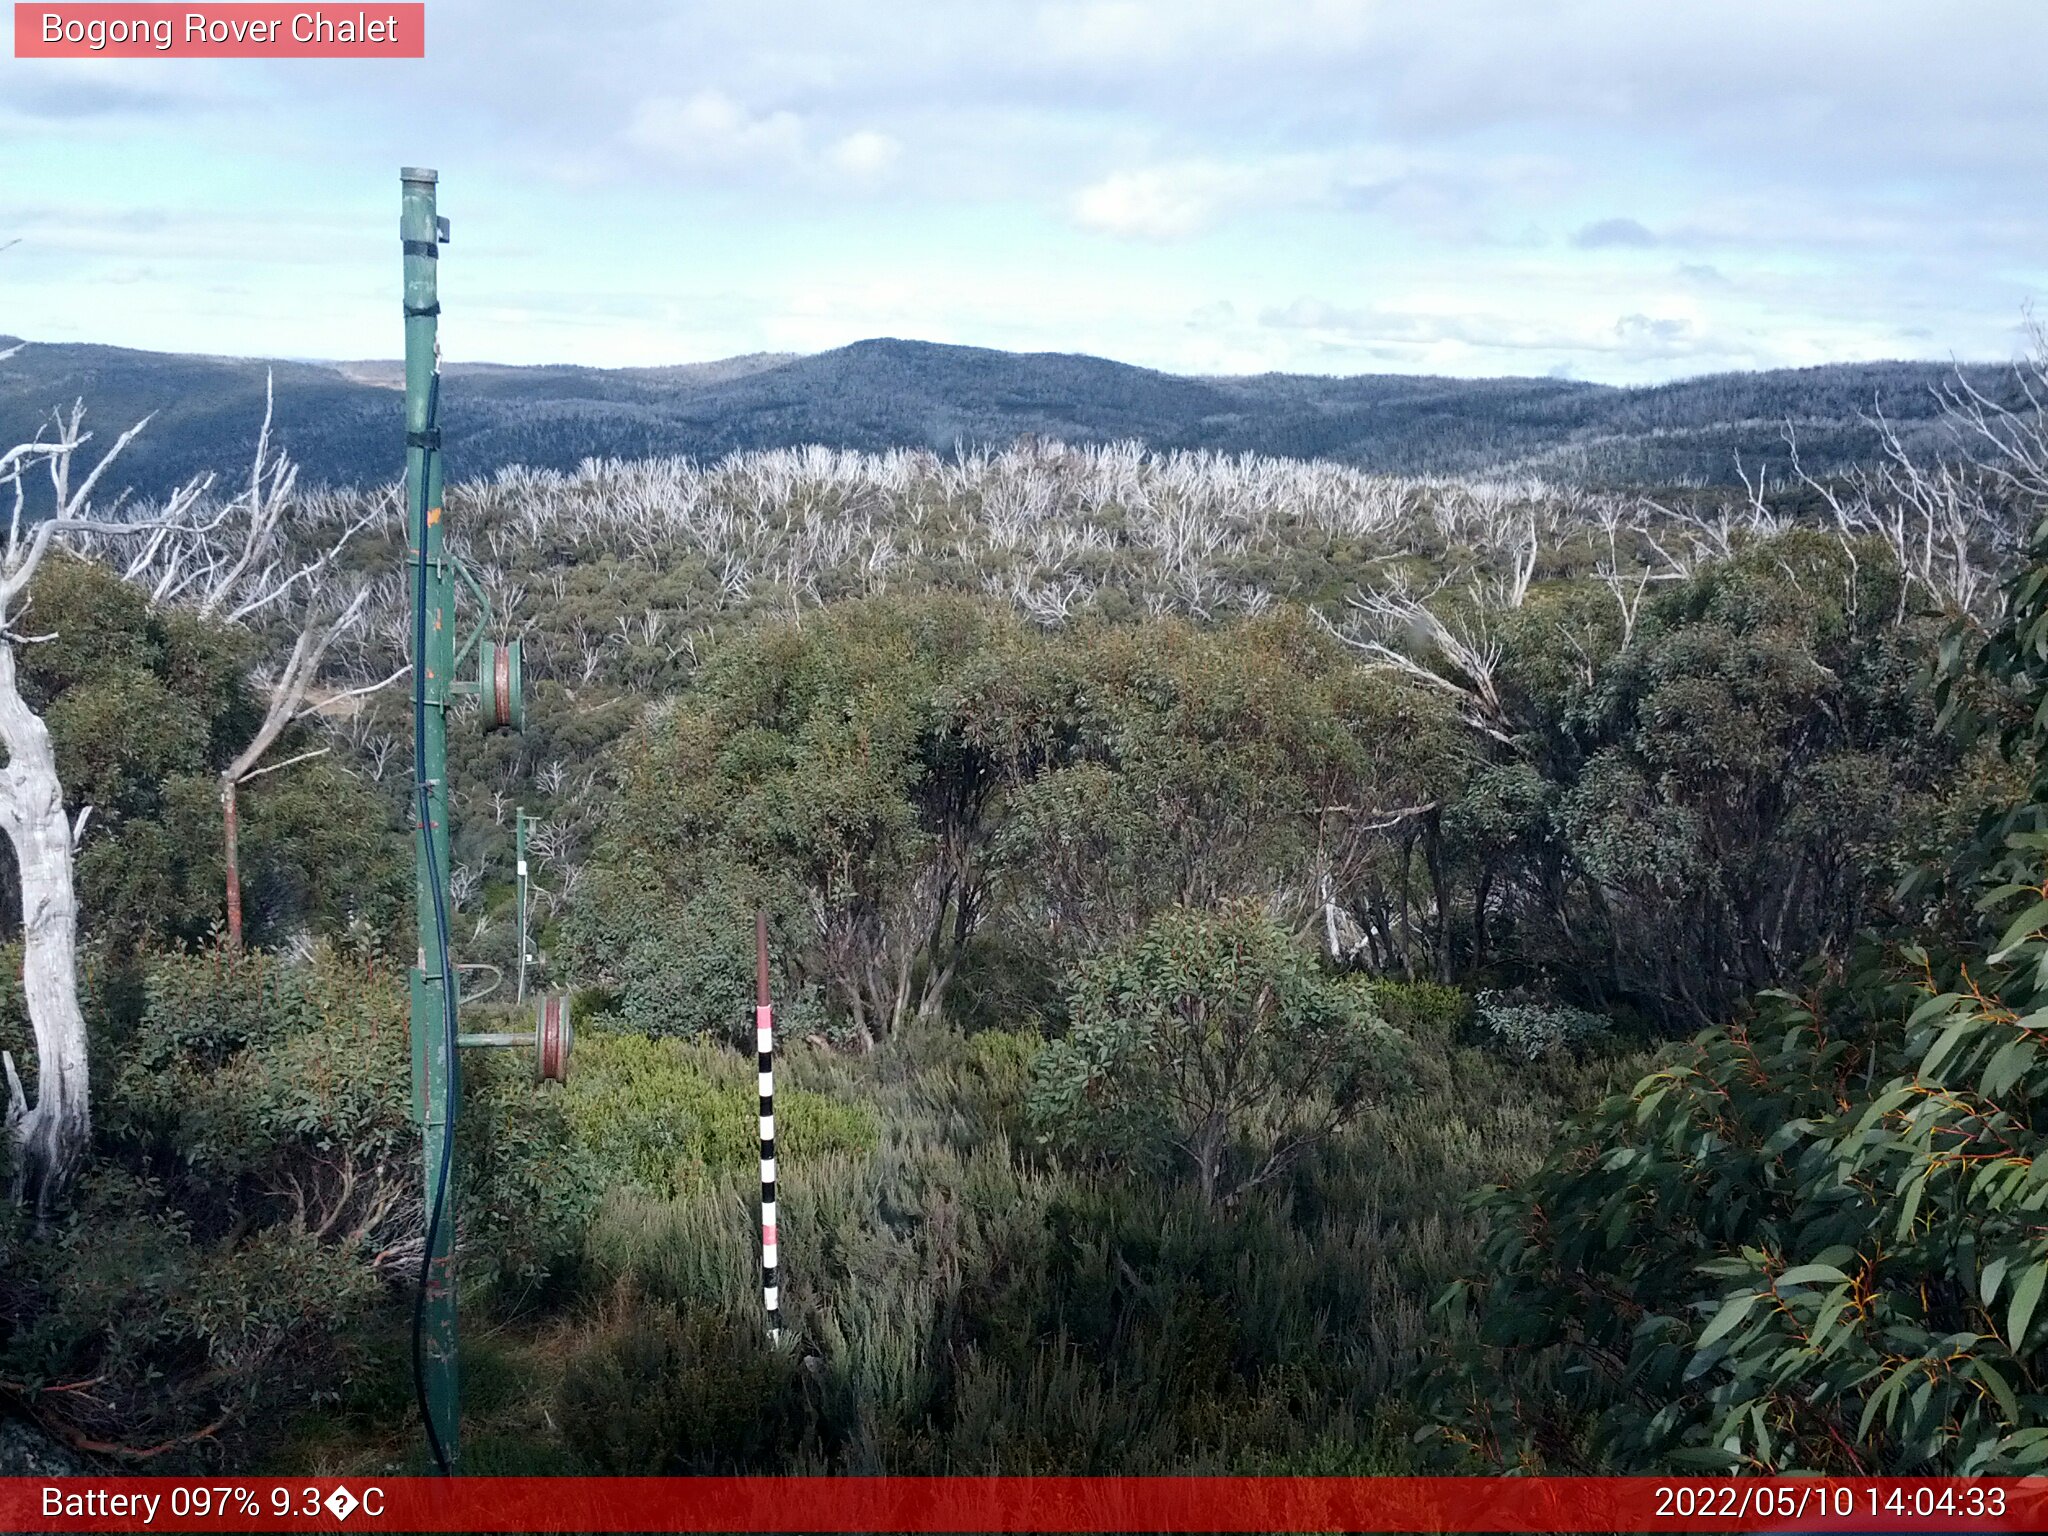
[7,355,2048,1479]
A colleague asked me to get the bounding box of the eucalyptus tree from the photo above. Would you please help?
[1427,350,2048,1473]
[1028,903,1402,1207]
[585,595,1018,1046]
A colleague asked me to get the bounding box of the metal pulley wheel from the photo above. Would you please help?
[481,639,524,732]
[535,992,572,1083]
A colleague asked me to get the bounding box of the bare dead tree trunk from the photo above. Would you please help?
[222,777,244,949]
[0,390,211,1214]
[0,644,89,1216]
[114,386,403,941]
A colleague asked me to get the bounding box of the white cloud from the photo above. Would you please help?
[1072,168,1213,239]
[1070,148,1570,245]
[1071,161,1304,239]
[827,129,902,180]
[624,90,805,167]
[1253,291,1758,375]
[622,91,904,189]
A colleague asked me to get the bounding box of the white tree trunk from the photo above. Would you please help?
[0,642,89,1215]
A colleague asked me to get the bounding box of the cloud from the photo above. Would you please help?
[827,130,902,180]
[0,58,230,126]
[1573,217,1657,248]
[622,91,905,190]
[1255,294,1741,374]
[624,90,805,167]
[1260,297,1369,333]
[1612,312,1693,350]
[1071,165,1258,239]
[11,0,2045,382]
[1069,152,1505,242]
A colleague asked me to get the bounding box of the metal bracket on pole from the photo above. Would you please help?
[458,993,572,1083]
[449,555,492,681]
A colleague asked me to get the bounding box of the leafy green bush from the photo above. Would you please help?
[1467,991,1610,1062]
[557,1287,822,1472]
[458,1046,606,1296]
[0,947,595,1464]
[1422,489,2048,1475]
[1477,532,1966,1023]
[561,1031,877,1198]
[563,866,828,1043]
[8,553,408,958]
[586,597,1021,1046]
[1427,924,2048,1473]
[110,948,415,1216]
[0,1164,381,1461]
[1366,980,1469,1045]
[1028,905,1404,1206]
[967,609,1469,969]
[960,1028,1040,1126]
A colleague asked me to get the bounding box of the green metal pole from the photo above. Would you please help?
[401,165,460,1470]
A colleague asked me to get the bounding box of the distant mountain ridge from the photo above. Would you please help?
[0,334,2013,497]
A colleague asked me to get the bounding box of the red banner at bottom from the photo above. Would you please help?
[8,1476,2048,1533]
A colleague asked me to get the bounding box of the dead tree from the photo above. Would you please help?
[0,403,206,1213]
[1324,571,1522,747]
[117,380,402,946]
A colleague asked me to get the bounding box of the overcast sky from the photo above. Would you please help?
[4,1,2044,383]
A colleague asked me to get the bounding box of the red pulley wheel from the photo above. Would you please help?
[536,993,572,1083]
[480,639,523,732]
[492,645,511,728]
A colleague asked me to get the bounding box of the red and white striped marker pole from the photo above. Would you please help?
[755,911,781,1343]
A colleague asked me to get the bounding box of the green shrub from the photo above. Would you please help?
[112,948,411,1179]
[1419,487,2048,1475]
[584,597,1022,1046]
[563,867,829,1044]
[557,1287,821,1472]
[1365,980,1469,1045]
[1428,872,2048,1472]
[458,1047,605,1295]
[963,1028,1040,1100]
[943,928,1062,1037]
[562,1031,877,1198]
[1029,905,1405,1205]
[6,554,408,958]
[0,946,596,1465]
[0,1165,380,1463]
[1467,990,1610,1062]
[581,1127,1061,1471]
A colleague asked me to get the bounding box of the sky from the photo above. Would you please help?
[3,1,2046,384]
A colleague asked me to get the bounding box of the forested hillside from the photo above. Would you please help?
[7,349,2048,1478]
[0,334,2019,501]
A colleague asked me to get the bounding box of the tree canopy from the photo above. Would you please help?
[1427,506,2048,1473]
